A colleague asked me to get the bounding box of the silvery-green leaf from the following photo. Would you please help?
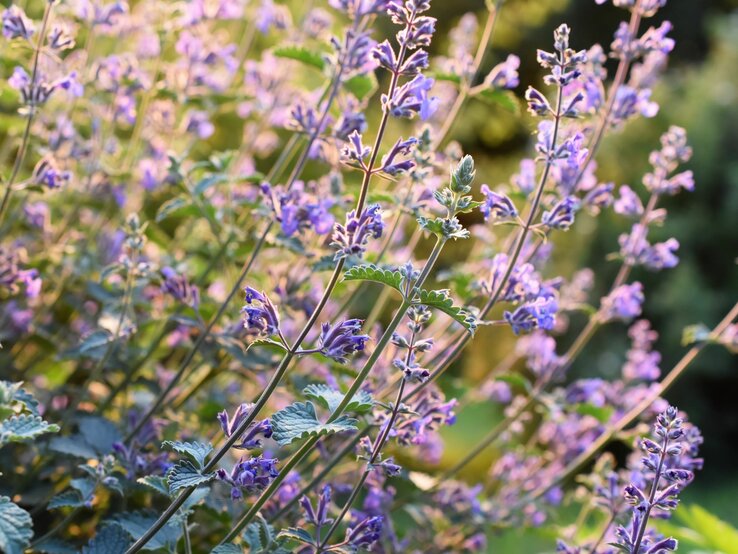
[162,440,212,469]
[270,402,357,446]
[0,496,33,554]
[303,384,373,414]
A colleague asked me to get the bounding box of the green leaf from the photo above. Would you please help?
[166,460,215,494]
[343,73,378,100]
[681,323,712,346]
[0,381,39,415]
[212,545,243,554]
[431,72,461,85]
[162,440,212,469]
[276,527,314,546]
[48,436,98,459]
[137,475,170,496]
[495,373,531,392]
[413,289,477,334]
[657,504,738,554]
[35,537,78,554]
[273,45,325,70]
[110,511,182,551]
[81,525,132,554]
[48,490,86,510]
[270,402,357,446]
[0,414,60,446]
[79,416,122,454]
[193,174,229,196]
[475,88,520,114]
[574,403,614,424]
[0,496,33,554]
[155,195,191,222]
[243,513,280,553]
[246,338,289,353]
[303,384,373,414]
[64,329,114,360]
[343,264,404,296]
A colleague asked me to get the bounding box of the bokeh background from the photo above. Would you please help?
[415,0,738,546]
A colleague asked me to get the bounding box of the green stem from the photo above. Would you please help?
[0,1,53,229]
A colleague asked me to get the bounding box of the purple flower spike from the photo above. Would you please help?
[318,319,370,363]
[599,282,644,322]
[2,5,34,40]
[542,196,579,230]
[331,204,385,260]
[242,286,281,337]
[480,185,518,221]
[216,456,280,499]
[217,403,273,449]
[504,296,558,335]
[161,267,200,309]
[486,54,521,89]
[345,515,383,549]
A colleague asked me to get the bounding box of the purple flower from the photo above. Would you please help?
[185,110,215,139]
[2,5,34,40]
[614,185,644,217]
[217,404,273,449]
[504,296,558,335]
[380,136,417,175]
[161,267,200,308]
[216,456,280,499]
[318,319,370,363]
[242,286,281,337]
[480,185,518,221]
[600,282,644,322]
[616,406,701,554]
[623,320,661,382]
[300,485,334,528]
[383,74,438,120]
[542,196,579,230]
[486,54,521,89]
[331,204,385,260]
[345,515,383,549]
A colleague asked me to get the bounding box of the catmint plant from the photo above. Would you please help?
[0,0,734,553]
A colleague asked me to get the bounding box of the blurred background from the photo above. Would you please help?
[416,0,738,545]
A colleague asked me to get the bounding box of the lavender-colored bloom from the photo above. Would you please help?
[525,86,552,116]
[2,5,34,40]
[217,403,273,449]
[23,202,49,230]
[610,85,659,127]
[384,74,439,120]
[345,515,383,549]
[615,406,702,554]
[380,136,417,175]
[242,286,281,337]
[331,204,385,260]
[600,282,644,322]
[623,320,661,382]
[216,456,280,499]
[485,54,521,89]
[161,267,200,308]
[185,110,215,139]
[261,182,335,237]
[480,185,518,221]
[513,159,537,195]
[341,130,371,168]
[318,319,370,363]
[542,196,578,230]
[614,185,644,217]
[301,485,334,528]
[619,225,680,270]
[504,296,558,335]
[48,24,76,51]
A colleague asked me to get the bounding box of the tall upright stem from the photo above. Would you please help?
[0,2,53,229]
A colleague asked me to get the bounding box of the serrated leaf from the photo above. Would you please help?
[82,525,132,554]
[246,338,288,353]
[0,414,60,446]
[137,475,170,496]
[212,545,243,554]
[162,440,212,469]
[166,460,215,494]
[343,264,404,296]
[48,490,86,510]
[303,384,373,414]
[243,514,276,552]
[110,511,181,551]
[0,496,33,554]
[35,537,78,554]
[64,329,114,360]
[79,416,122,454]
[48,436,98,459]
[413,289,477,334]
[194,174,229,196]
[273,45,325,70]
[343,73,377,100]
[0,382,39,416]
[276,527,314,546]
[156,195,191,222]
[270,402,357,446]
[475,88,520,114]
